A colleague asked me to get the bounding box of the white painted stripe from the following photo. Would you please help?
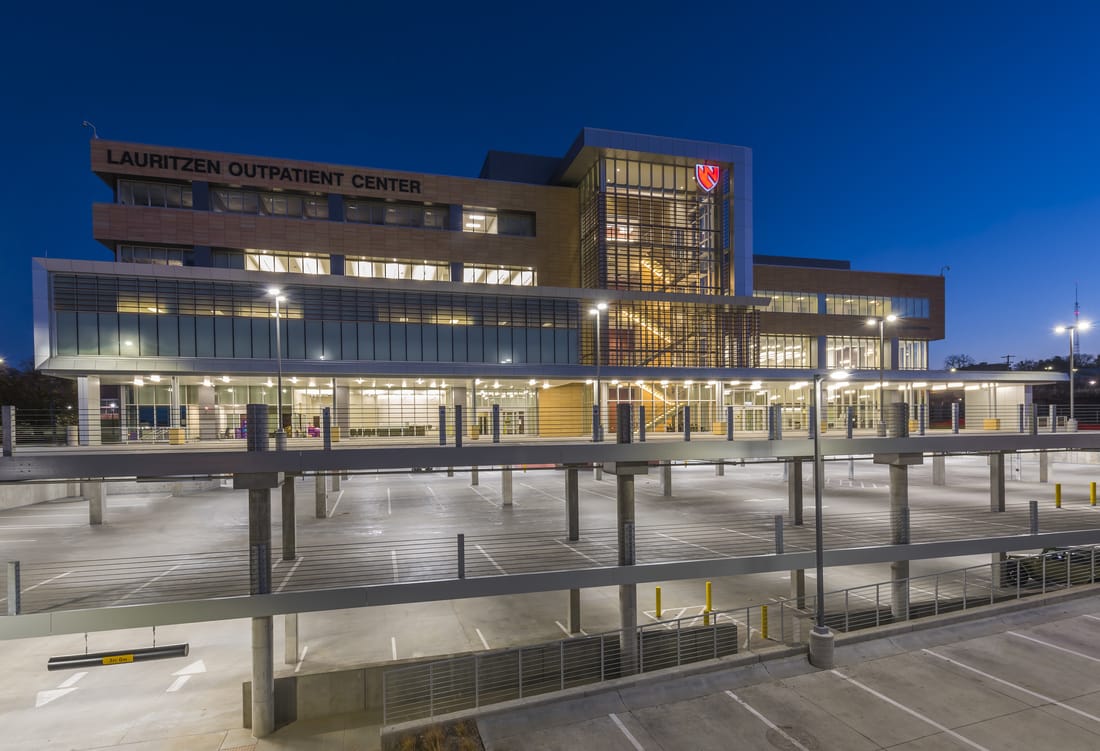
[1007,631,1100,663]
[475,545,507,575]
[275,557,305,594]
[330,490,345,515]
[655,531,725,556]
[518,482,561,501]
[294,645,309,673]
[426,486,436,497]
[831,669,990,750]
[1084,614,1100,622]
[725,690,811,751]
[555,620,587,637]
[470,485,497,506]
[608,713,645,751]
[166,675,190,693]
[24,571,72,592]
[476,627,490,650]
[554,538,601,564]
[387,487,392,515]
[58,671,87,689]
[0,514,85,518]
[391,550,399,582]
[391,636,398,661]
[923,649,1100,725]
[0,524,83,529]
[111,564,181,605]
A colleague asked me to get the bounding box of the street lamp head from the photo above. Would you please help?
[596,302,608,311]
[866,317,879,326]
[885,314,898,323]
[830,369,851,380]
[267,287,282,297]
[1080,321,1092,332]
[1055,325,1067,334]
[588,307,599,316]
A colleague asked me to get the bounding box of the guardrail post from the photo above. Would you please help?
[683,405,691,442]
[438,406,446,446]
[1,406,13,457]
[1055,483,1062,508]
[774,515,784,554]
[951,402,960,434]
[1029,500,1039,534]
[1031,403,1039,436]
[6,561,19,615]
[639,405,646,442]
[767,405,776,440]
[592,405,601,443]
[726,406,734,441]
[617,403,632,444]
[457,533,465,579]
[897,403,909,437]
[846,406,854,439]
[454,405,463,448]
[1018,404,1025,433]
[492,404,501,443]
[808,405,816,439]
[322,407,332,451]
[1049,404,1057,433]
[918,404,926,435]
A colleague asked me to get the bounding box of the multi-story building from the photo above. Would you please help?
[34,128,954,443]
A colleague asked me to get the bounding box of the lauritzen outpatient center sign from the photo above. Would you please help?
[105,148,423,194]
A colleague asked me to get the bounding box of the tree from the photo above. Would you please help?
[943,354,975,370]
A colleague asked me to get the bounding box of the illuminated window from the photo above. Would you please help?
[244,250,330,275]
[346,257,449,281]
[118,180,193,209]
[463,264,536,286]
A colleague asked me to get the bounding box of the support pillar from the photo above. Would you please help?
[661,462,672,497]
[82,481,105,525]
[169,376,181,429]
[594,463,603,481]
[198,384,217,441]
[77,376,101,446]
[235,405,279,739]
[715,461,724,476]
[565,465,581,633]
[501,466,513,506]
[471,466,479,486]
[932,454,946,486]
[1039,450,1049,483]
[990,452,1006,512]
[282,473,299,666]
[874,453,923,623]
[332,474,341,492]
[284,613,298,666]
[605,461,648,676]
[314,474,328,518]
[787,459,805,606]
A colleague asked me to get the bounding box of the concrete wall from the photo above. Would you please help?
[538,384,585,437]
[0,481,81,511]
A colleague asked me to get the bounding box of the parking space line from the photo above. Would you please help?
[923,649,1100,725]
[655,531,724,556]
[111,564,181,605]
[608,713,645,751]
[330,490,345,515]
[470,485,498,506]
[2,570,73,603]
[391,636,398,660]
[58,672,87,689]
[294,645,309,673]
[476,545,507,575]
[1007,631,1100,662]
[476,627,490,650]
[555,620,588,637]
[724,690,810,751]
[166,675,190,692]
[553,539,601,565]
[518,482,561,502]
[831,669,990,750]
[1083,614,1100,622]
[275,557,305,593]
[387,487,392,515]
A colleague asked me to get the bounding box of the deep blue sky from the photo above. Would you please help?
[3,2,1098,368]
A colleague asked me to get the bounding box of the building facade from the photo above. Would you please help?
[35,129,951,443]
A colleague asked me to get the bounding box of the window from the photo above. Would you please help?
[346,257,449,281]
[118,180,193,209]
[758,335,814,368]
[213,188,326,219]
[463,264,536,286]
[118,245,193,267]
[826,336,880,369]
[898,340,928,370]
[244,249,330,275]
[754,290,816,314]
[825,294,930,319]
[463,208,497,234]
[346,200,446,229]
[461,208,535,236]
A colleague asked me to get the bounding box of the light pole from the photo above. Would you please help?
[1055,321,1090,430]
[867,314,897,435]
[809,369,848,668]
[589,302,607,440]
[268,288,287,449]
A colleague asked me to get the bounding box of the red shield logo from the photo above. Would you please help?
[695,164,720,192]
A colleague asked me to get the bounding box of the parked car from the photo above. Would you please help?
[1006,547,1098,586]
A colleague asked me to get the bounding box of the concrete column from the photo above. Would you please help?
[251,614,274,737]
[617,470,637,675]
[594,463,603,481]
[169,377,181,428]
[661,462,672,497]
[788,460,804,525]
[1039,450,1049,483]
[471,466,479,486]
[501,466,513,506]
[284,613,298,666]
[77,376,101,446]
[314,474,327,518]
[875,453,923,623]
[565,465,581,633]
[790,569,806,609]
[281,474,296,560]
[715,461,724,476]
[332,474,341,492]
[82,481,105,525]
[990,452,1005,512]
[198,384,218,441]
[335,385,350,436]
[932,454,946,486]
[451,386,468,438]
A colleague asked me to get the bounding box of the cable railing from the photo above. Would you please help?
[5,401,1095,451]
[6,501,1100,616]
[381,545,1100,725]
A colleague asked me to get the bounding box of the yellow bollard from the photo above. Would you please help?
[704,580,713,626]
[655,586,662,619]
[761,605,769,640]
[1056,483,1062,508]
[1091,482,1097,507]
